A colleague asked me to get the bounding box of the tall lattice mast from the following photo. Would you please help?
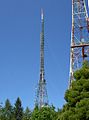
[35,9,48,108]
[69,0,89,86]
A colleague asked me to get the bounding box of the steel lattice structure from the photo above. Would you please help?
[69,0,89,86]
[35,9,48,108]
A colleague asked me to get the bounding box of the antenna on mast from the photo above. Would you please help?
[41,8,44,20]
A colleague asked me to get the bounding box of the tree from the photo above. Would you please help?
[0,102,4,120]
[23,107,31,120]
[31,105,57,120]
[39,107,52,120]
[50,105,58,120]
[31,106,40,120]
[14,97,23,120]
[58,61,89,120]
[0,99,14,120]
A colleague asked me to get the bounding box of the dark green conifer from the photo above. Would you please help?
[14,97,23,120]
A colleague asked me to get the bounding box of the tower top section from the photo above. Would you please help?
[41,9,44,20]
[40,8,45,82]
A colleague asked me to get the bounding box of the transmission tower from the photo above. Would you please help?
[35,9,48,108]
[69,0,89,86]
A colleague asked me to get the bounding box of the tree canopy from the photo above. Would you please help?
[59,60,89,120]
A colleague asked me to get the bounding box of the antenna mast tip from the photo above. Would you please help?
[41,8,44,20]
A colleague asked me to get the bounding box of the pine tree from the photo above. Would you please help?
[2,99,13,120]
[23,107,31,120]
[14,97,23,120]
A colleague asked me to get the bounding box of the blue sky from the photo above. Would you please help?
[0,0,72,109]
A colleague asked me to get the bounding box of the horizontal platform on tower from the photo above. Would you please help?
[71,43,89,48]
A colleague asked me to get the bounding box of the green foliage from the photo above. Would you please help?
[31,106,40,120]
[23,107,31,120]
[0,101,57,120]
[74,61,89,80]
[39,107,52,120]
[59,61,89,120]
[14,97,23,120]
[31,105,57,120]
[0,99,14,120]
